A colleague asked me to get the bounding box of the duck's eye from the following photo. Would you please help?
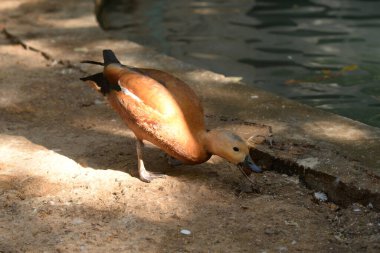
[233,147,239,152]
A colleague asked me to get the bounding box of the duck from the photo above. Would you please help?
[80,49,261,183]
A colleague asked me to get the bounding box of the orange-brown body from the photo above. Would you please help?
[104,64,211,164]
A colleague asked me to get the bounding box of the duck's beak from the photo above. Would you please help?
[238,155,262,175]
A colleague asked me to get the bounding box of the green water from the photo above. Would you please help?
[98,0,380,127]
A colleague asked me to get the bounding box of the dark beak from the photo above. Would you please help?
[238,155,262,175]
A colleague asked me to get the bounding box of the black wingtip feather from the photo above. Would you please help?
[80,72,121,95]
[80,60,104,66]
[80,72,110,95]
[80,50,122,95]
[103,49,120,65]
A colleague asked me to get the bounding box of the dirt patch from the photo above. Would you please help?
[0,1,379,252]
[1,34,379,253]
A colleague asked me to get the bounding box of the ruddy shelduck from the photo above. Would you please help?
[81,50,261,183]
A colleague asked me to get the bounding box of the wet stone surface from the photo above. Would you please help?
[98,0,380,127]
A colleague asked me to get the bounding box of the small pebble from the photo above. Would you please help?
[264,228,276,235]
[328,203,340,211]
[180,229,191,235]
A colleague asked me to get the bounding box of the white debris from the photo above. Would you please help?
[74,47,89,53]
[49,60,59,66]
[285,220,299,228]
[60,68,74,75]
[297,157,319,169]
[251,95,259,99]
[72,217,84,225]
[94,99,105,105]
[334,233,345,242]
[333,177,340,186]
[314,191,328,202]
[180,229,191,235]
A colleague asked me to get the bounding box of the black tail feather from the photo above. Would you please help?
[80,72,110,95]
[103,49,120,65]
[80,60,104,66]
[80,72,121,95]
[80,49,120,67]
[80,49,122,95]
[80,72,104,82]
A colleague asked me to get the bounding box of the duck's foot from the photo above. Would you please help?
[139,169,166,183]
[136,139,166,183]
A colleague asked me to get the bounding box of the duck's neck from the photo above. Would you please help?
[201,129,221,156]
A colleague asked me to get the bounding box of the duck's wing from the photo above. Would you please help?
[132,68,206,133]
[116,70,180,118]
[106,68,192,148]
[104,66,207,162]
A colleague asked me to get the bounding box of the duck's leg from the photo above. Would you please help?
[136,139,166,183]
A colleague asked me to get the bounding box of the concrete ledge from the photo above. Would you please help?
[251,148,380,210]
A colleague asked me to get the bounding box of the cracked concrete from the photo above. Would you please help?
[1,28,85,72]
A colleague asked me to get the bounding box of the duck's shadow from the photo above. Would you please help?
[2,103,226,185]
[1,62,255,187]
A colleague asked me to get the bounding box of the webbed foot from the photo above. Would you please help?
[136,139,166,183]
[139,170,166,183]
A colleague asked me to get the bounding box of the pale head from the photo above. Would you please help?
[203,129,261,174]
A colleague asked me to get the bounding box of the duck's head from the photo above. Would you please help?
[204,129,262,175]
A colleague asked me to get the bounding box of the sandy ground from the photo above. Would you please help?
[1,0,379,252]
